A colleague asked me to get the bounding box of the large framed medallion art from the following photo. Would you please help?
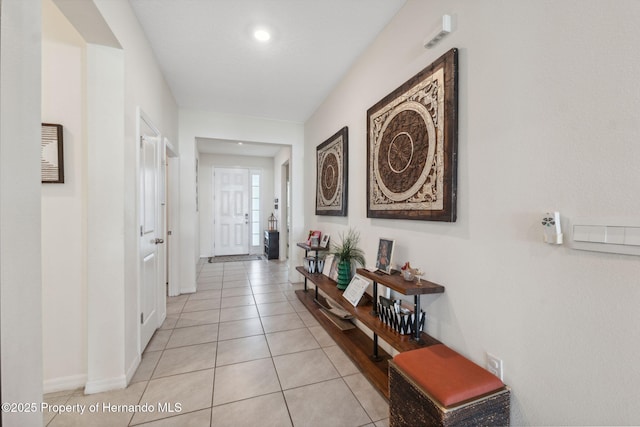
[367,48,458,222]
[316,126,348,216]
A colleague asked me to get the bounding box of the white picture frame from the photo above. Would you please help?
[342,274,371,307]
[322,254,335,277]
[319,233,330,248]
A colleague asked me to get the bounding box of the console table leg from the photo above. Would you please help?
[370,281,379,316]
[412,295,423,343]
[304,277,308,292]
[371,333,382,362]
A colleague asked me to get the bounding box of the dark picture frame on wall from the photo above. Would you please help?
[41,123,65,184]
[316,126,348,216]
[367,48,458,222]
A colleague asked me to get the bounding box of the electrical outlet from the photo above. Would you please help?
[486,353,503,381]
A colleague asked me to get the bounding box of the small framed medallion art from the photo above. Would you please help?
[316,126,348,216]
[367,48,458,222]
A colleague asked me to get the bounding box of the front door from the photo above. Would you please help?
[213,167,249,256]
[139,115,163,352]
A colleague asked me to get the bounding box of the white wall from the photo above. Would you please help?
[45,0,179,393]
[198,154,274,257]
[180,110,304,288]
[41,0,87,392]
[0,0,43,425]
[304,1,640,425]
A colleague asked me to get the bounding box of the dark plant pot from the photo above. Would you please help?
[337,259,351,290]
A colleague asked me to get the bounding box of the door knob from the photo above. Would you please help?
[155,238,164,244]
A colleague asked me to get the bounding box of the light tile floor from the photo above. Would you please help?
[44,258,389,426]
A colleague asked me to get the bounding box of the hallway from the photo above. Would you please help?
[43,259,389,426]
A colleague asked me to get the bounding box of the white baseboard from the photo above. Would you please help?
[84,374,127,395]
[43,374,87,394]
[182,285,197,294]
[125,353,142,385]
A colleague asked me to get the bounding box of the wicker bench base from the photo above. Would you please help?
[389,361,510,427]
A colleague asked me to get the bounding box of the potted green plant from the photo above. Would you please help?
[330,228,366,290]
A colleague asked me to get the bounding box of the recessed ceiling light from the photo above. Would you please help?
[253,29,271,42]
[237,142,243,145]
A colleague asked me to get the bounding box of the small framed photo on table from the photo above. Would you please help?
[375,238,395,274]
[319,234,330,248]
[342,274,371,307]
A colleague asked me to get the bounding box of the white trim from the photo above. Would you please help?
[84,375,127,395]
[125,353,142,385]
[43,374,88,394]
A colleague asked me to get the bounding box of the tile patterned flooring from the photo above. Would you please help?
[44,259,389,426]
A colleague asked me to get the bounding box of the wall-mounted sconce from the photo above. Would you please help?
[424,14,452,49]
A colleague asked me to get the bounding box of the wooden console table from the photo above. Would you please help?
[295,266,445,398]
[356,268,445,343]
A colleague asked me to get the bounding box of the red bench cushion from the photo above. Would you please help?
[393,344,504,408]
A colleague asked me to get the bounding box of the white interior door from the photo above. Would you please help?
[139,114,163,352]
[214,167,249,256]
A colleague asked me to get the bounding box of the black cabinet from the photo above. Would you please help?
[264,230,279,260]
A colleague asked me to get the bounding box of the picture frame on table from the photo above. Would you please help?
[319,234,330,248]
[342,274,371,307]
[322,254,339,282]
[306,230,322,247]
[375,238,395,274]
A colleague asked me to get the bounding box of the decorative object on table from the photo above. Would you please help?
[330,228,366,290]
[319,233,330,248]
[41,123,64,183]
[414,268,425,285]
[316,257,325,274]
[305,257,317,274]
[401,262,416,281]
[306,230,322,246]
[366,48,458,222]
[322,254,339,281]
[342,274,371,307]
[316,126,348,216]
[378,295,425,335]
[375,238,395,274]
[268,213,278,231]
[322,254,335,277]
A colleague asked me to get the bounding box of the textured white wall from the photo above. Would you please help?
[41,0,88,393]
[304,1,640,425]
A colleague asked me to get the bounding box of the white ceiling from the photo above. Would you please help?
[129,0,406,125]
